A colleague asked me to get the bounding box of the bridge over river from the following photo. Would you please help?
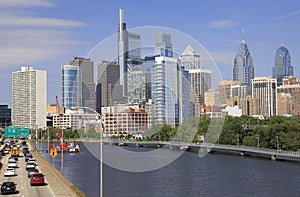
[105,140,300,162]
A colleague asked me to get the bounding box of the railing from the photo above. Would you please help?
[104,139,300,159]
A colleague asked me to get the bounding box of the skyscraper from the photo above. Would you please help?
[155,33,173,57]
[118,9,141,96]
[61,65,82,109]
[97,60,127,113]
[69,56,96,111]
[251,76,277,117]
[233,30,254,86]
[179,45,200,70]
[12,66,46,128]
[273,45,293,86]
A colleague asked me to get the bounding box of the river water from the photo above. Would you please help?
[40,142,300,197]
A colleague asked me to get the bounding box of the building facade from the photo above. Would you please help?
[251,76,277,117]
[118,9,141,96]
[127,70,151,104]
[277,76,300,116]
[155,33,173,58]
[12,66,46,128]
[102,107,151,134]
[233,31,254,86]
[69,56,96,111]
[218,80,241,105]
[97,60,126,113]
[61,65,82,109]
[179,45,200,70]
[0,105,11,128]
[273,45,293,86]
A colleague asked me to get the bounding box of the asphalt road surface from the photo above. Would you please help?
[0,153,55,196]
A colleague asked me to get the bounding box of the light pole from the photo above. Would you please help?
[71,106,103,197]
[236,133,239,146]
[256,134,259,148]
[276,135,279,151]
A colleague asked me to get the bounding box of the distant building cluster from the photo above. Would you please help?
[5,9,300,135]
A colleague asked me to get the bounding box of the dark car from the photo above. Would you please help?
[0,182,17,194]
[28,169,39,178]
[25,154,33,162]
[30,173,45,186]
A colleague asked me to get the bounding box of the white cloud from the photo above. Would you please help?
[0,0,54,8]
[275,8,300,21]
[210,20,238,28]
[0,16,86,27]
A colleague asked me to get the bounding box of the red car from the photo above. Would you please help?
[30,173,45,186]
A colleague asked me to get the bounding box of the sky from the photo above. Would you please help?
[1,0,300,106]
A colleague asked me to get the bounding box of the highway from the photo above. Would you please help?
[0,149,55,196]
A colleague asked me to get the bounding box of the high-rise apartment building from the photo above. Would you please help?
[12,66,46,128]
[69,56,96,111]
[273,45,293,86]
[230,84,251,99]
[152,56,189,127]
[118,9,141,96]
[61,65,82,109]
[233,30,254,86]
[251,76,277,117]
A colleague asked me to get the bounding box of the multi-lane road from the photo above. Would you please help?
[0,145,55,196]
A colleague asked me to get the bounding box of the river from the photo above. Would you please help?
[40,142,300,197]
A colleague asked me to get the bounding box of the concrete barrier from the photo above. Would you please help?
[28,140,86,197]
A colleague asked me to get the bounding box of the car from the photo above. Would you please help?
[27,158,37,165]
[8,162,18,168]
[25,154,33,162]
[26,164,35,170]
[27,169,39,178]
[0,182,17,194]
[30,173,45,186]
[8,157,18,163]
[3,168,16,177]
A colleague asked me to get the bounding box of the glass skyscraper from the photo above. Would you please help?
[273,45,293,86]
[233,31,254,86]
[62,65,82,109]
[118,9,141,96]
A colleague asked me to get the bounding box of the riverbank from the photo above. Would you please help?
[28,140,87,197]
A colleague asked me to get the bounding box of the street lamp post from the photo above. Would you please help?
[276,135,279,151]
[256,134,259,148]
[236,133,239,146]
[72,106,102,197]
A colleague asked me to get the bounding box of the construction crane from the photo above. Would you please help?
[55,96,63,148]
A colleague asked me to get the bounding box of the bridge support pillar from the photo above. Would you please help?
[271,155,276,161]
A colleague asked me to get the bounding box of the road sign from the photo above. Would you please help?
[50,147,57,158]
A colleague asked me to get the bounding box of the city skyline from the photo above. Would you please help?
[1,0,300,106]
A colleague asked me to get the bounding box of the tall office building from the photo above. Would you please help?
[97,60,127,113]
[61,65,82,109]
[12,66,46,128]
[128,70,151,104]
[118,9,141,96]
[230,84,251,99]
[155,33,173,57]
[277,76,300,116]
[188,69,211,103]
[218,80,241,105]
[251,76,277,117]
[179,45,200,70]
[273,45,293,86]
[233,30,254,86]
[0,105,11,128]
[69,56,96,111]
